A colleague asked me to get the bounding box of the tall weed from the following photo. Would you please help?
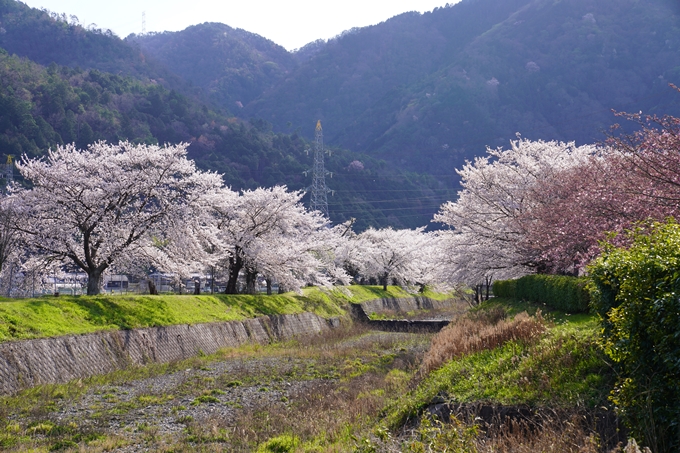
[420,311,547,375]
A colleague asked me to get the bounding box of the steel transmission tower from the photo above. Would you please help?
[309,120,331,218]
[1,155,13,194]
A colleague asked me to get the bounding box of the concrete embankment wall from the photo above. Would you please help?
[0,312,336,395]
[360,296,454,315]
[351,297,455,333]
[0,296,455,395]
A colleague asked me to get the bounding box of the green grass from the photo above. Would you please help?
[0,285,450,342]
[474,296,593,325]
[321,284,421,303]
[385,297,613,429]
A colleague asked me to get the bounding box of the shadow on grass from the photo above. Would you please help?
[477,297,596,326]
[206,294,298,317]
[362,286,394,299]
[25,296,173,330]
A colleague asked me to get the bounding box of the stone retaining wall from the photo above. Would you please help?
[0,312,335,395]
[0,296,454,395]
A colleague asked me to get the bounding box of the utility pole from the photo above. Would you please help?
[308,121,332,218]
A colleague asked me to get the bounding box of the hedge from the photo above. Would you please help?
[492,274,590,313]
[491,279,516,298]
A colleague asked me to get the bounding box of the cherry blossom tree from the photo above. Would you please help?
[252,220,350,293]
[208,185,347,294]
[433,138,599,284]
[356,227,431,291]
[410,231,450,292]
[0,202,17,269]
[607,102,680,208]
[517,154,674,273]
[12,141,223,295]
[518,106,680,273]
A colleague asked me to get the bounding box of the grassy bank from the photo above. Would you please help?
[384,296,613,433]
[0,285,447,342]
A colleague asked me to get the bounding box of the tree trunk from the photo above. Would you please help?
[381,273,388,291]
[225,252,243,294]
[87,269,103,295]
[194,279,200,295]
[6,262,12,297]
[245,268,258,294]
[266,278,272,296]
[148,279,158,295]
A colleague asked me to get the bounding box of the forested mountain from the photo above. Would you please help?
[245,0,533,166]
[130,0,680,182]
[0,43,443,230]
[1,0,679,230]
[129,23,297,110]
[235,0,680,174]
[0,0,184,88]
[331,0,680,173]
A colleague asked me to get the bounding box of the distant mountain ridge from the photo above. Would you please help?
[339,0,680,171]
[130,0,680,179]
[244,0,680,173]
[0,0,184,88]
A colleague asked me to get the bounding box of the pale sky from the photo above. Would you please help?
[20,0,458,50]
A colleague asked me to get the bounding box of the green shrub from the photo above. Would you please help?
[589,220,680,453]
[494,275,589,313]
[256,434,299,453]
[492,279,516,298]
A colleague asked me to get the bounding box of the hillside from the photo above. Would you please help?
[335,0,680,171]
[2,50,447,228]
[129,23,298,111]
[234,0,680,174]
[0,0,184,89]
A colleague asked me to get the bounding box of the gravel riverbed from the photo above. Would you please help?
[4,329,435,451]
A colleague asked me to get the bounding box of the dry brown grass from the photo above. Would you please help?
[171,371,410,452]
[395,407,625,453]
[420,310,548,375]
[250,376,384,446]
[477,412,600,453]
[476,411,646,453]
